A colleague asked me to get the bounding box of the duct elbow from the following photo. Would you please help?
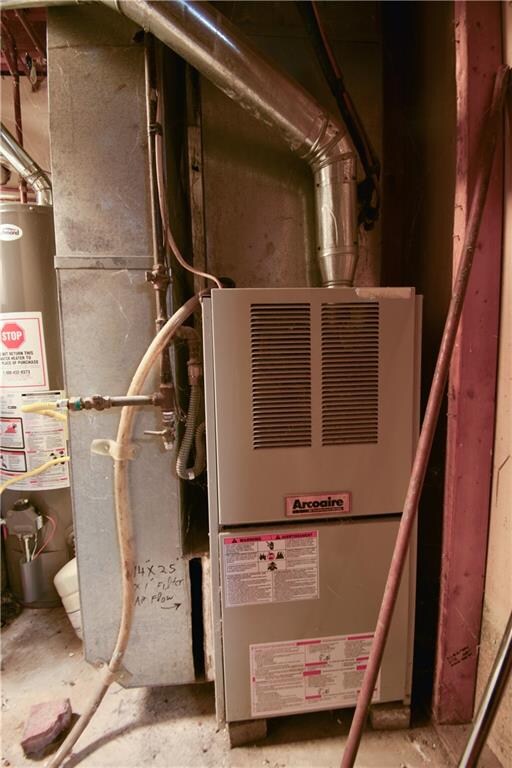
[25,163,53,206]
[314,153,359,288]
[0,122,52,206]
[301,120,359,288]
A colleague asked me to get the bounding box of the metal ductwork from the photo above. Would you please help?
[106,0,359,287]
[0,122,52,206]
[1,0,360,286]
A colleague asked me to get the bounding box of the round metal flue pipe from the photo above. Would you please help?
[0,0,360,286]
[105,0,360,287]
[0,122,52,206]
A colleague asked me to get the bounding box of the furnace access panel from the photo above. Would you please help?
[218,518,414,722]
[206,287,421,526]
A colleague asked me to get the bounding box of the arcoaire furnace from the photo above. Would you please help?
[203,287,421,727]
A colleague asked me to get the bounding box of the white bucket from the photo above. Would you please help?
[53,557,82,639]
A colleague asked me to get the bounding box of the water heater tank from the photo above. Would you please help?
[1,202,72,606]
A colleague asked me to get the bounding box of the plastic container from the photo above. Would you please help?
[53,557,82,639]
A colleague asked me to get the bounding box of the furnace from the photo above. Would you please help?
[203,286,421,728]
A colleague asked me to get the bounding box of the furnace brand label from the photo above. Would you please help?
[250,632,381,717]
[0,312,48,390]
[285,491,351,517]
[222,531,319,608]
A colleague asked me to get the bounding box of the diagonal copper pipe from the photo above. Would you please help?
[340,63,510,768]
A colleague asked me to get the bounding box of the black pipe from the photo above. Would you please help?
[296,1,380,229]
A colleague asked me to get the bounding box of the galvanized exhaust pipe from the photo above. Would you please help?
[105,0,359,287]
[0,121,52,205]
[2,0,360,286]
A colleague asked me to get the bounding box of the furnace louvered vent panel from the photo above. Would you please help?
[251,304,311,449]
[321,302,379,445]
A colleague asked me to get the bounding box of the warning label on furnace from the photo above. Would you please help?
[222,531,319,607]
[250,633,380,717]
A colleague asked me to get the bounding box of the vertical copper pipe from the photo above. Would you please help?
[1,19,28,203]
[340,64,510,768]
[144,34,175,420]
[12,73,27,204]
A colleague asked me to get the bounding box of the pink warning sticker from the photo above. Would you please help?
[250,632,381,718]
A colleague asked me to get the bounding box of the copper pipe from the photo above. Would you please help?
[46,293,203,768]
[143,34,175,426]
[340,64,510,768]
[1,19,28,202]
[12,74,27,203]
[1,185,35,201]
[1,0,361,287]
[106,0,359,287]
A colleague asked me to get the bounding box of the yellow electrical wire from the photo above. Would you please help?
[20,402,68,423]
[0,456,71,496]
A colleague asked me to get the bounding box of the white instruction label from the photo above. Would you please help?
[250,632,380,717]
[222,531,319,607]
[0,312,49,390]
[0,391,70,491]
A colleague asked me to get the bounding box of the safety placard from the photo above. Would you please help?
[222,531,319,608]
[0,312,49,390]
[0,391,69,491]
[250,632,381,717]
[0,415,24,449]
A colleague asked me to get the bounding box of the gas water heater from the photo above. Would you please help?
[203,287,421,726]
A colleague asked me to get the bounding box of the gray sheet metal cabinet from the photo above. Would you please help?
[203,287,421,725]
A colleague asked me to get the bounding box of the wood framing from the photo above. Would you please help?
[433,1,504,723]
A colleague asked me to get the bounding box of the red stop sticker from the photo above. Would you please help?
[1,322,25,349]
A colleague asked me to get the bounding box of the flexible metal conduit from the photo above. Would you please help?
[0,121,52,205]
[2,0,360,286]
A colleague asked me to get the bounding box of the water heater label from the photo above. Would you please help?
[222,531,319,607]
[0,312,48,390]
[0,223,23,241]
[250,632,381,718]
[0,391,70,491]
[285,491,351,517]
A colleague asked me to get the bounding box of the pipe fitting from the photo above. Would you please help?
[109,0,360,287]
[1,2,362,283]
[187,358,202,387]
[0,122,52,205]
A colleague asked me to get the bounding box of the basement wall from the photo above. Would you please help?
[474,5,512,764]
[200,1,382,289]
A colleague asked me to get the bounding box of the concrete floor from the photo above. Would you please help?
[1,607,504,768]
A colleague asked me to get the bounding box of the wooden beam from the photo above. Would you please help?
[432,1,504,724]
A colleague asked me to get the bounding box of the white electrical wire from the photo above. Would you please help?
[154,80,223,289]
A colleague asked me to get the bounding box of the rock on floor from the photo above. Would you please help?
[21,698,72,756]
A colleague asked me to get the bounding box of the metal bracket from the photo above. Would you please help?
[90,439,138,462]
